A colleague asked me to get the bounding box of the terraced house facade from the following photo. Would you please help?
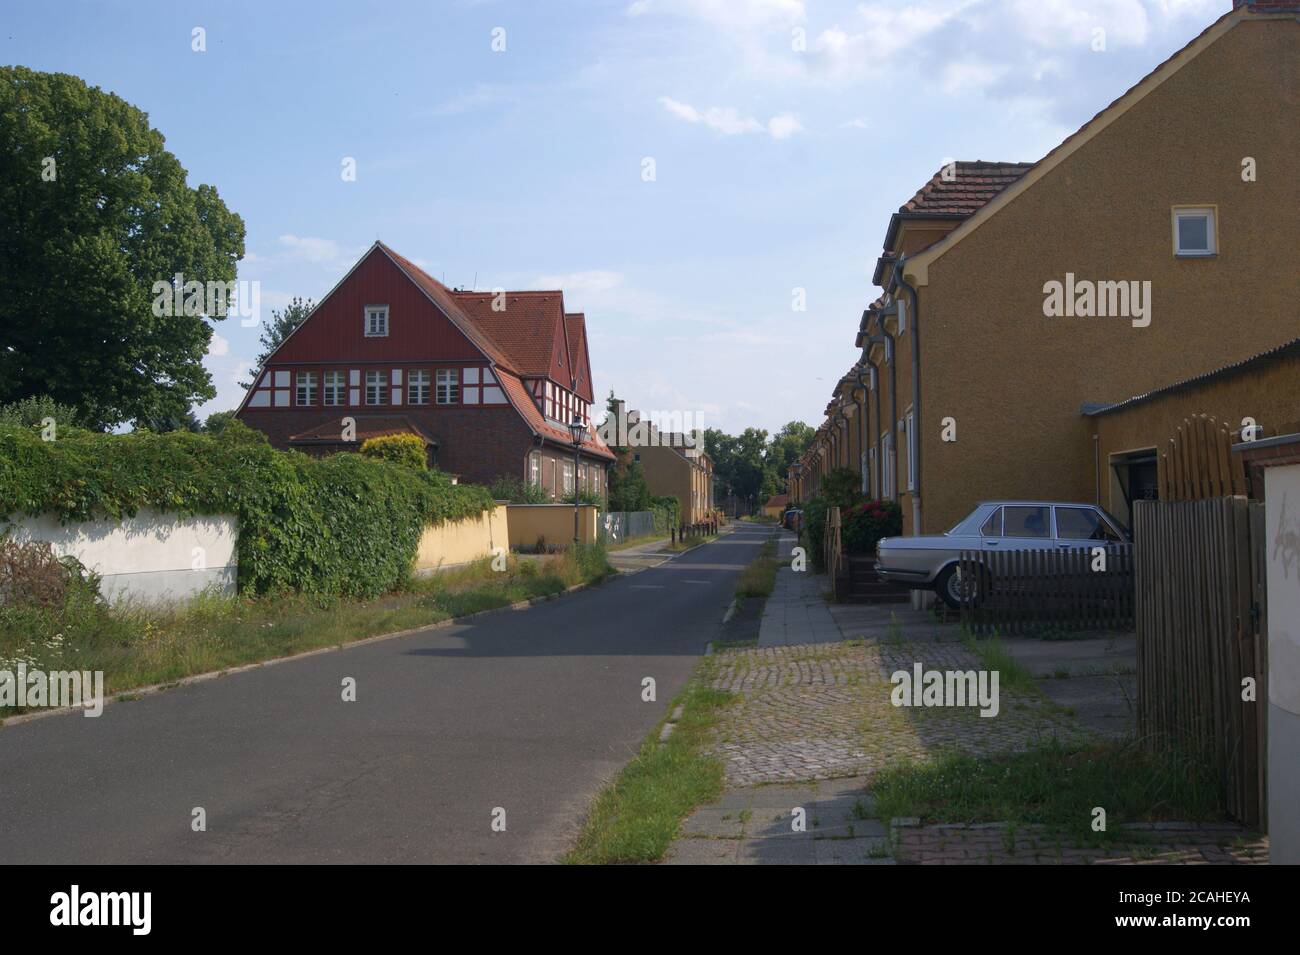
[795,0,1299,542]
[236,241,615,494]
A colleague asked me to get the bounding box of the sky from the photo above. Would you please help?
[4,0,1229,434]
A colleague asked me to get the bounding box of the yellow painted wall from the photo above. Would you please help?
[910,18,1299,535]
[506,504,600,548]
[414,504,510,572]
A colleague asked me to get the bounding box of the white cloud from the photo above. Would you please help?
[940,58,1010,96]
[659,97,802,140]
[276,235,346,264]
[533,270,624,298]
[207,332,230,357]
[766,113,804,140]
[628,0,805,29]
[839,117,871,129]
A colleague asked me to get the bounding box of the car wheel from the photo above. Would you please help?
[936,564,980,610]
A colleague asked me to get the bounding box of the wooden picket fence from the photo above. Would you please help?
[1161,414,1247,500]
[957,544,1134,636]
[1133,496,1267,828]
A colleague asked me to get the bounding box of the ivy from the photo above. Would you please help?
[0,422,494,598]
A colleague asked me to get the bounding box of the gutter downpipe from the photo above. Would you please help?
[891,255,922,536]
[855,363,872,497]
[866,312,898,505]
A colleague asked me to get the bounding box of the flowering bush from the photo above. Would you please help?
[841,498,903,555]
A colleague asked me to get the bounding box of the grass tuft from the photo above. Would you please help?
[564,678,734,864]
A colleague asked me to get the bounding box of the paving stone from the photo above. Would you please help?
[679,807,746,839]
[736,837,818,865]
[663,838,740,865]
[815,838,895,865]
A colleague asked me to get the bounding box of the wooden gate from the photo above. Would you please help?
[1160,414,1247,501]
[1133,496,1267,828]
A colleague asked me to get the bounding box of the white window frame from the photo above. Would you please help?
[323,371,345,406]
[436,368,459,405]
[1172,206,1217,258]
[296,371,317,406]
[563,461,575,495]
[408,369,430,405]
[365,370,384,405]
[529,452,541,487]
[364,305,389,337]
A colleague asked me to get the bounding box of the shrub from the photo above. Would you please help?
[0,425,493,599]
[841,498,903,555]
[0,395,89,431]
[488,475,549,504]
[360,433,427,470]
[0,536,99,608]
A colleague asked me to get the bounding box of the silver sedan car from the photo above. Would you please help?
[875,501,1130,609]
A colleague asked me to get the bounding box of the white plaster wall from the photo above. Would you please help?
[6,509,238,603]
[1264,466,1300,863]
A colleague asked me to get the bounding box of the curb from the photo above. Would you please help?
[0,572,612,732]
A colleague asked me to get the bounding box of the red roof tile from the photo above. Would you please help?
[288,415,439,446]
[451,289,567,379]
[899,161,1036,216]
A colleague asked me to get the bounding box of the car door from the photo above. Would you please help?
[1053,505,1125,550]
[999,505,1052,551]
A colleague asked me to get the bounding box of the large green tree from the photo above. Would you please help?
[0,67,246,429]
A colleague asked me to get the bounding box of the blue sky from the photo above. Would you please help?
[5,0,1226,433]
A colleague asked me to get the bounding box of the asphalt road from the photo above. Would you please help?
[0,522,774,864]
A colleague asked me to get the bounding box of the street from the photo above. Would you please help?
[0,524,773,864]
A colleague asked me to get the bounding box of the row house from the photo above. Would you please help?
[795,1,1299,540]
[236,241,615,495]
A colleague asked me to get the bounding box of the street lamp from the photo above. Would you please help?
[569,417,586,546]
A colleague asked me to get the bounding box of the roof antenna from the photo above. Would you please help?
[472,271,477,291]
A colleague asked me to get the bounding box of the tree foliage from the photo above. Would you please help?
[241,296,314,389]
[0,423,493,598]
[0,66,246,428]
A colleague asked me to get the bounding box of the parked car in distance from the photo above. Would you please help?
[783,507,803,532]
[875,501,1131,609]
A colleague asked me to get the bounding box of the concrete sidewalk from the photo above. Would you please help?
[757,532,844,646]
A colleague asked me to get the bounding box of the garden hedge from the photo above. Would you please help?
[0,422,494,598]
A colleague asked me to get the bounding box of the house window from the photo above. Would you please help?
[323,371,345,406]
[563,461,574,495]
[1173,207,1216,257]
[408,370,430,405]
[905,411,916,492]
[365,305,389,337]
[365,370,384,405]
[529,453,541,487]
[436,369,459,404]
[296,371,317,406]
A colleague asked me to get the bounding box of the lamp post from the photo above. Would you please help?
[569,417,586,546]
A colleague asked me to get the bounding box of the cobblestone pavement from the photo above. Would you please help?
[708,640,1087,787]
[890,820,1268,865]
[663,776,894,865]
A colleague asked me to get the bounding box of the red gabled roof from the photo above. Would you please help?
[496,369,615,460]
[377,243,519,374]
[288,415,439,446]
[899,161,1036,216]
[451,289,568,381]
[564,312,594,402]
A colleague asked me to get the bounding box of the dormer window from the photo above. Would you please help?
[365,305,389,337]
[1173,207,1216,258]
